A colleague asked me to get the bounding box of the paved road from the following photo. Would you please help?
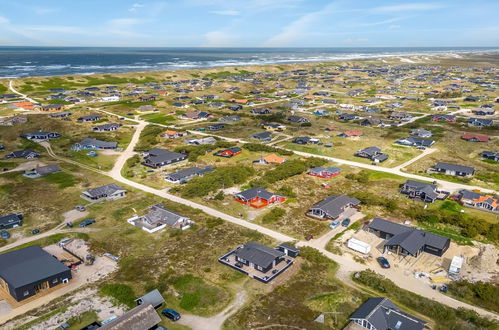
[8,80,38,104]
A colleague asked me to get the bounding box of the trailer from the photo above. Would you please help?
[449,256,464,275]
[347,238,371,254]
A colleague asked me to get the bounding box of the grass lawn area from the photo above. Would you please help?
[67,310,99,330]
[65,150,118,171]
[140,112,177,125]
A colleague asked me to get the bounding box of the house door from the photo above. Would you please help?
[35,281,49,293]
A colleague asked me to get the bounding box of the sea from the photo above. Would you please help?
[0,46,498,78]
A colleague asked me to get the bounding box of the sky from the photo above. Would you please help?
[0,0,498,47]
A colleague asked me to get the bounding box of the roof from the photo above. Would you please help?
[310,194,360,218]
[83,183,125,198]
[0,245,69,288]
[358,146,381,157]
[368,218,449,255]
[78,138,117,149]
[263,154,286,164]
[350,297,426,330]
[435,162,474,175]
[309,166,341,175]
[34,164,61,175]
[0,213,22,227]
[343,130,363,137]
[165,166,212,181]
[146,149,186,164]
[234,242,285,269]
[143,204,188,226]
[236,187,278,201]
[461,134,489,142]
[459,190,499,208]
[99,303,161,330]
[134,289,165,308]
[252,131,272,140]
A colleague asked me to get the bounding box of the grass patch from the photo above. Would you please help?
[100,283,136,308]
[172,274,229,313]
[67,310,99,330]
[43,171,76,189]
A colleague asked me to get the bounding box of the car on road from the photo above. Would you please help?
[32,229,40,235]
[341,218,351,227]
[0,231,10,239]
[79,219,96,227]
[162,308,181,321]
[75,205,86,212]
[377,256,390,269]
[329,220,340,229]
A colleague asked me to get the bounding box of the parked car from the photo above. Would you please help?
[305,234,314,241]
[66,222,73,228]
[32,229,40,235]
[58,323,70,329]
[341,218,351,227]
[75,205,86,212]
[377,256,390,269]
[0,231,10,239]
[103,253,120,262]
[329,220,340,229]
[162,308,181,321]
[79,219,96,227]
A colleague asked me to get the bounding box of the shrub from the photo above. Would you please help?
[262,208,285,224]
[242,143,294,156]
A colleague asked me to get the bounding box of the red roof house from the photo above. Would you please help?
[461,134,489,142]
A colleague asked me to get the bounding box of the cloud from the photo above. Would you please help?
[374,3,443,12]
[128,3,144,12]
[203,30,235,46]
[389,25,400,29]
[211,10,240,16]
[0,16,10,24]
[344,38,369,43]
[24,25,88,34]
[264,2,336,46]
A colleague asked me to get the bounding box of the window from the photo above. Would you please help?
[52,278,58,284]
[23,290,29,296]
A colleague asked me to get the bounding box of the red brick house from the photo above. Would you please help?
[234,187,285,208]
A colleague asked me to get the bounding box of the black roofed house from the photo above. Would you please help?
[251,131,272,143]
[287,115,309,123]
[468,117,494,127]
[5,149,40,159]
[207,123,225,131]
[218,241,294,283]
[81,183,126,202]
[308,194,360,221]
[400,180,439,203]
[349,297,427,330]
[481,151,499,162]
[432,162,474,177]
[234,187,285,208]
[127,203,192,233]
[219,115,240,122]
[99,303,161,330]
[142,148,187,168]
[355,146,389,163]
[93,123,122,132]
[24,164,61,178]
[367,217,450,257]
[251,107,270,115]
[72,138,118,150]
[135,289,165,309]
[396,136,435,147]
[77,114,101,122]
[359,116,382,127]
[339,113,357,121]
[472,107,495,116]
[41,104,65,112]
[21,131,61,142]
[0,213,23,229]
[0,245,72,302]
[214,146,242,158]
[292,136,319,145]
[389,111,412,121]
[165,166,213,184]
[48,111,72,118]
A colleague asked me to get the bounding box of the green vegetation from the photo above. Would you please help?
[351,191,398,212]
[140,113,176,124]
[204,70,251,79]
[262,207,285,224]
[134,125,164,152]
[242,143,294,156]
[0,82,7,93]
[177,166,255,197]
[353,270,498,330]
[66,310,99,330]
[172,274,229,313]
[252,158,327,186]
[43,171,76,189]
[403,202,499,243]
[174,140,235,162]
[100,283,136,308]
[448,280,499,313]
